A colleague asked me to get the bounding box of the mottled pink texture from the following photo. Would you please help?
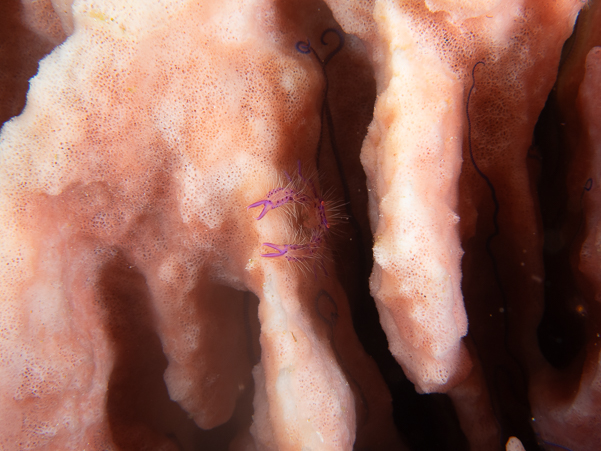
[2,0,601,449]
[0,0,399,449]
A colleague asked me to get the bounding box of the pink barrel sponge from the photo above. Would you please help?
[0,0,399,449]
[3,0,601,449]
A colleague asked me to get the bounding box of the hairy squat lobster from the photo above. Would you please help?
[248,162,333,275]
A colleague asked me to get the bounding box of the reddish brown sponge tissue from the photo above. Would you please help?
[0,0,600,450]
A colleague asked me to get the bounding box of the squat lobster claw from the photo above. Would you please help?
[260,243,290,258]
[247,186,308,220]
[247,199,275,221]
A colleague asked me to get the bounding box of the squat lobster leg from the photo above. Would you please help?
[260,237,328,278]
[260,235,320,261]
[247,186,308,220]
[261,243,290,258]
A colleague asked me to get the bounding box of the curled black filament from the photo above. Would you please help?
[296,29,369,284]
[295,40,312,54]
[316,288,339,329]
[296,28,345,170]
[536,434,575,451]
[583,177,593,192]
[296,28,345,68]
[466,61,505,303]
[467,60,538,447]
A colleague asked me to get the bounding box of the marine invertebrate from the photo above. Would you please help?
[248,161,332,274]
[2,0,601,449]
[248,29,345,276]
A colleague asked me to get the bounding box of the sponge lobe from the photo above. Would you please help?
[325,0,584,399]
[0,0,338,448]
[327,0,583,446]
